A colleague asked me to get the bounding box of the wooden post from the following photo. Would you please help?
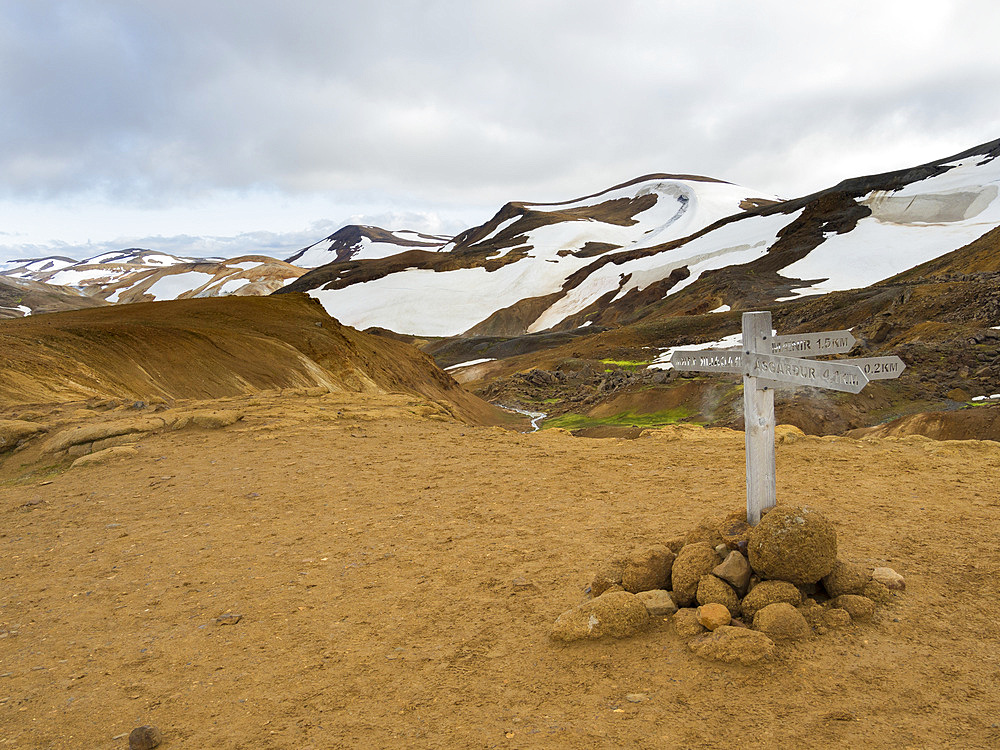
[743,311,775,525]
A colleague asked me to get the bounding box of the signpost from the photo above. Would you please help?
[670,311,905,525]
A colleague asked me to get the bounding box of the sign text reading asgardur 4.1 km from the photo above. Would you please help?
[670,312,905,525]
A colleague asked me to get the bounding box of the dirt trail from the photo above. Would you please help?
[2,390,999,748]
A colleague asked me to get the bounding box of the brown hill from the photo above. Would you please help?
[0,293,512,426]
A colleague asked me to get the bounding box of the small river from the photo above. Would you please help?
[497,405,547,432]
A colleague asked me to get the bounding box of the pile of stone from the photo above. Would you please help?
[550,504,904,664]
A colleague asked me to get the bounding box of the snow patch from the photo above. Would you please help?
[444,358,496,371]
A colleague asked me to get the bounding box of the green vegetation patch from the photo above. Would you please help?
[542,407,697,431]
[599,359,652,370]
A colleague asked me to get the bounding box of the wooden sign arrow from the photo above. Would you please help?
[770,330,856,357]
[751,353,868,393]
[719,330,857,358]
[670,349,743,374]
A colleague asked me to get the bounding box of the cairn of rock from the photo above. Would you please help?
[550,504,905,664]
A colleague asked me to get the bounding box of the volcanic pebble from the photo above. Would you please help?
[688,626,776,665]
[752,603,812,640]
[829,594,876,622]
[747,505,837,584]
[670,543,720,607]
[550,590,651,642]
[740,580,802,621]
[590,557,627,597]
[822,559,871,598]
[872,566,905,591]
[696,575,741,617]
[697,603,732,630]
[622,545,675,593]
[713,550,752,595]
[863,580,893,605]
[636,589,678,617]
[672,608,706,637]
[128,725,162,750]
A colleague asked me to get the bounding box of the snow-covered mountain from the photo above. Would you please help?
[282,139,1000,336]
[2,248,305,309]
[282,174,781,336]
[286,226,451,267]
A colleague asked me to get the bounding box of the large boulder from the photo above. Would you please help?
[752,603,812,640]
[747,505,837,584]
[550,590,651,642]
[688,626,776,664]
[740,580,802,620]
[696,575,741,617]
[670,543,720,607]
[622,545,675,593]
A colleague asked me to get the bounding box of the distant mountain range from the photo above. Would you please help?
[4,137,1000,336]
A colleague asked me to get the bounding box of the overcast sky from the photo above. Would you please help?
[2,0,999,262]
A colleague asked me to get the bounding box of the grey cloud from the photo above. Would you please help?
[2,0,999,221]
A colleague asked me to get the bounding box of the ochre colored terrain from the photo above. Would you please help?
[0,294,511,427]
[2,389,999,748]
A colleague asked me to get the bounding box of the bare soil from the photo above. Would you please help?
[2,390,1000,748]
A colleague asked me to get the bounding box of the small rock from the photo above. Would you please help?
[128,725,162,750]
[697,603,731,630]
[590,557,628,597]
[872,566,905,591]
[752,602,812,640]
[624,693,648,703]
[740,579,802,620]
[822,608,852,629]
[696,575,741,617]
[213,613,242,625]
[829,594,876,622]
[550,590,651,642]
[714,543,729,559]
[672,608,705,638]
[670,542,720,607]
[713,550,752,595]
[863,580,893,605]
[622,545,675,593]
[70,446,138,468]
[822,559,870,598]
[636,589,678,617]
[688,625,775,664]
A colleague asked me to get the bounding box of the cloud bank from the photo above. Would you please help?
[2,0,999,259]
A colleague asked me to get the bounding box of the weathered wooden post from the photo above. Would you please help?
[669,312,906,525]
[742,311,775,525]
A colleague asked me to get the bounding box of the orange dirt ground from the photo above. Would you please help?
[2,390,999,749]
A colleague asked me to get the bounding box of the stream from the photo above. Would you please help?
[497,404,547,432]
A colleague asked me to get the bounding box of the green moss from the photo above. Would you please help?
[600,359,651,369]
[541,407,697,431]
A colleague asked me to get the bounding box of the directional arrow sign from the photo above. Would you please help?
[670,349,743,374]
[838,355,906,380]
[769,330,856,357]
[720,330,857,357]
[749,352,868,393]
